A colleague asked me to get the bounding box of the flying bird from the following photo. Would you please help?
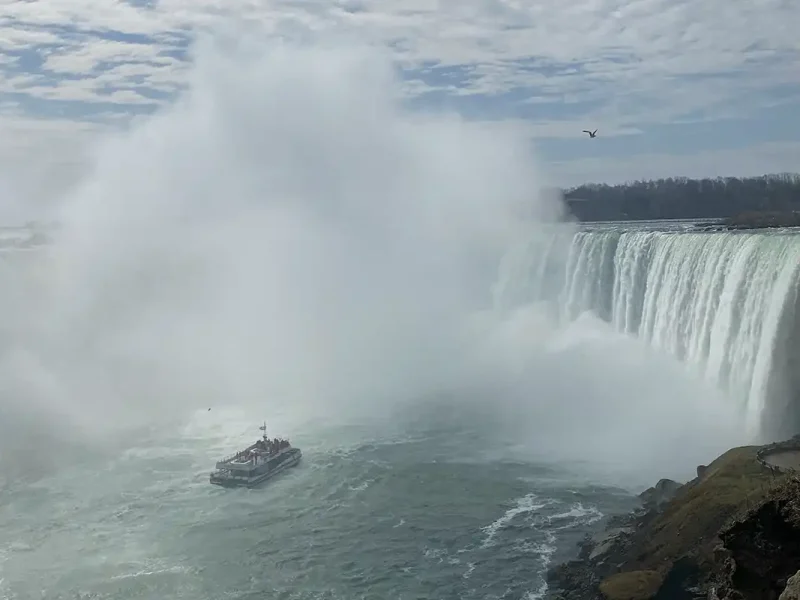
[582,129,597,138]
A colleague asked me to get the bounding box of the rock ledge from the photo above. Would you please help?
[546,441,800,600]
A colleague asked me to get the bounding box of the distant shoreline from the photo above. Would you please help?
[563,173,800,223]
[697,210,800,231]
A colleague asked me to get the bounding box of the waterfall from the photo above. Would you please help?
[495,225,800,440]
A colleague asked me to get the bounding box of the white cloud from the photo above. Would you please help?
[0,114,101,219]
[41,39,171,74]
[0,0,797,104]
[0,26,64,48]
[0,0,165,35]
[0,0,797,186]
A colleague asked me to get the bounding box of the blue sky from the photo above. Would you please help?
[0,0,799,200]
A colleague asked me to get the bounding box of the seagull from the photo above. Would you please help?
[582,129,597,138]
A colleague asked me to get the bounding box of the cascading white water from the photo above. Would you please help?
[496,226,800,440]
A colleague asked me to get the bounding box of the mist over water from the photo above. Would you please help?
[0,36,745,487]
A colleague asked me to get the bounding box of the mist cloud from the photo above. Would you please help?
[0,34,747,485]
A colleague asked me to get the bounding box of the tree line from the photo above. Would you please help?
[563,173,800,222]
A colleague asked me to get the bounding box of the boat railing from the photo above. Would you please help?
[216,448,255,465]
[216,441,293,466]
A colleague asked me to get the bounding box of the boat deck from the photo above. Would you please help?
[210,447,302,488]
[210,422,302,488]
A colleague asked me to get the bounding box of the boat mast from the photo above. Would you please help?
[259,421,268,441]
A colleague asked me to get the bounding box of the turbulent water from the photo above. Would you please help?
[0,403,639,600]
[2,221,799,599]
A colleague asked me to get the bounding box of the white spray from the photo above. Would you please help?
[0,35,744,484]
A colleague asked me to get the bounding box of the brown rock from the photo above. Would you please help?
[779,571,800,600]
[718,478,800,599]
[600,570,663,600]
[639,478,682,511]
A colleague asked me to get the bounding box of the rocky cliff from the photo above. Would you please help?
[546,444,800,600]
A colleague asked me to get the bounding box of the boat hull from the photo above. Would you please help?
[210,449,302,488]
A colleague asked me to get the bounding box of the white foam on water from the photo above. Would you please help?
[480,493,555,548]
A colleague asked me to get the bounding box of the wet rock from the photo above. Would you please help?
[639,478,682,511]
[599,570,662,600]
[718,479,800,600]
[779,571,800,600]
[653,557,704,600]
[591,528,634,560]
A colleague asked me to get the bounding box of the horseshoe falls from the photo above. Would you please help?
[3,38,788,600]
[494,222,800,441]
